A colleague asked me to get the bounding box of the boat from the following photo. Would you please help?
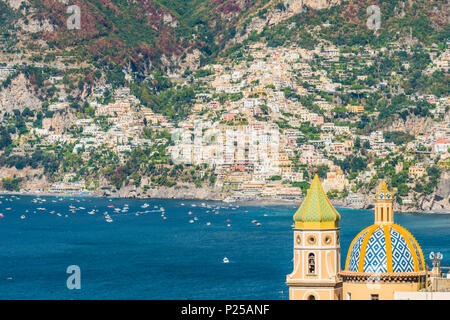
[227,224,231,227]
[223,197,236,203]
[188,211,192,215]
[141,203,149,208]
[107,205,114,208]
[193,217,198,221]
[88,210,95,215]
[223,257,229,263]
[256,223,261,226]
[106,218,113,223]
[206,222,211,226]
[189,219,194,223]
[20,215,26,219]
[0,214,4,218]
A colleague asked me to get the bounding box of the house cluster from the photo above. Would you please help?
[167,42,449,200]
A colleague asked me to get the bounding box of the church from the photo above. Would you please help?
[286,174,429,300]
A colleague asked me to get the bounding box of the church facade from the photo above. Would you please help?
[286,175,427,300]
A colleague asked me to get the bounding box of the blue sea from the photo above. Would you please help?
[0,195,448,299]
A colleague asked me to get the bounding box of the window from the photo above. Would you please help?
[308,295,316,300]
[308,253,316,274]
[307,235,316,245]
[371,294,379,300]
[346,292,351,300]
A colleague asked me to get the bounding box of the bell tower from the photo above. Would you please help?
[374,181,394,224]
[286,174,343,300]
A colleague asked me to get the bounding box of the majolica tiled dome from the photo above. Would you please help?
[293,174,340,229]
[345,223,425,273]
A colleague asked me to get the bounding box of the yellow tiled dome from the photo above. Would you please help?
[293,174,340,229]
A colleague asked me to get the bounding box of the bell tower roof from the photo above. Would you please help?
[293,174,340,229]
[375,181,393,201]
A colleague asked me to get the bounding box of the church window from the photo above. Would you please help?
[308,253,316,274]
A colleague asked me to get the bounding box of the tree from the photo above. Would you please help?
[0,126,12,150]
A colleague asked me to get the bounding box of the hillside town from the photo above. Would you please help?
[0,38,449,211]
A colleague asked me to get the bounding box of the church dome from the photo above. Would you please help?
[345,223,425,273]
[293,174,340,229]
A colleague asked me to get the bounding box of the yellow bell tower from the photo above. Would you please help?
[286,174,343,300]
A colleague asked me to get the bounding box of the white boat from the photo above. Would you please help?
[20,215,26,219]
[256,223,261,226]
[188,211,192,215]
[189,219,194,223]
[206,222,211,226]
[223,257,229,263]
[141,203,149,208]
[193,217,198,221]
[223,197,236,203]
[106,218,113,223]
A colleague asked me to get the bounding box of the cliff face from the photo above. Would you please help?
[390,114,435,136]
[231,0,341,44]
[42,109,77,134]
[0,74,42,119]
[419,171,450,213]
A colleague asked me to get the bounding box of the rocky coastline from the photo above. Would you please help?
[2,185,449,214]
